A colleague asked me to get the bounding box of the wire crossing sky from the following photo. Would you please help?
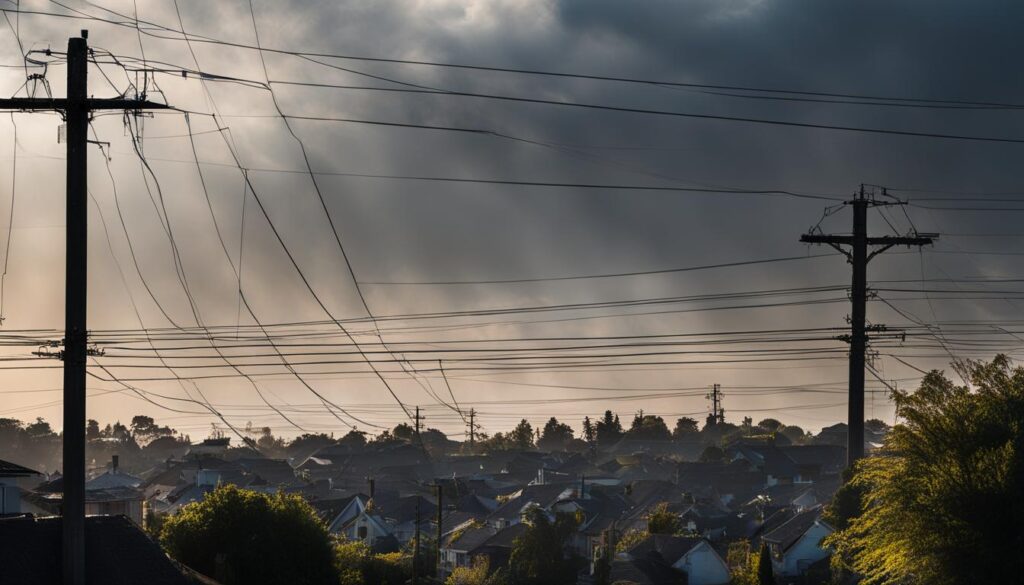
[0,0,1023,440]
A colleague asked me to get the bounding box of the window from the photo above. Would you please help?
[357,526,368,539]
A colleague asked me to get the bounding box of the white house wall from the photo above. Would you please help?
[780,522,832,576]
[673,541,731,585]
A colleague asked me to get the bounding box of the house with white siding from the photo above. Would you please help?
[762,506,834,577]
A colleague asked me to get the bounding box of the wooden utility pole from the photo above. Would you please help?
[413,496,421,584]
[705,384,724,427]
[467,408,477,447]
[801,185,935,467]
[0,32,168,585]
[435,483,443,579]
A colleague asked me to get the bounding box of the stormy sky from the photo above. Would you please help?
[1,0,1023,441]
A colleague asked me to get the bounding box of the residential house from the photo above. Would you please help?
[622,534,730,585]
[0,458,42,515]
[762,506,834,577]
[0,514,190,584]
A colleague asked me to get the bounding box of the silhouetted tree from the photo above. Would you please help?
[594,410,623,446]
[699,445,726,463]
[626,415,671,441]
[507,508,580,584]
[86,419,101,441]
[338,429,368,448]
[672,416,699,438]
[509,419,535,450]
[757,418,783,433]
[581,416,596,444]
[757,541,774,585]
[538,417,573,451]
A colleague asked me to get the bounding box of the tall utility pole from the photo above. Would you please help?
[706,384,724,427]
[467,408,477,447]
[0,32,168,585]
[412,497,421,584]
[414,405,423,437]
[435,483,444,579]
[801,185,935,467]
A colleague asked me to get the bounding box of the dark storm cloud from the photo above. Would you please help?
[3,0,1023,435]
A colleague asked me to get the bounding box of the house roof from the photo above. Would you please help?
[610,555,686,585]
[763,506,827,552]
[481,522,528,549]
[0,458,41,477]
[86,470,143,490]
[625,534,704,565]
[447,524,496,552]
[0,515,190,585]
[455,493,497,516]
[487,483,570,522]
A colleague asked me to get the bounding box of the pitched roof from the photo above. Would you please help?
[763,506,828,552]
[610,555,687,585]
[0,515,190,585]
[480,522,528,548]
[447,524,496,552]
[0,458,41,477]
[625,534,704,565]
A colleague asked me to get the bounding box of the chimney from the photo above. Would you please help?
[580,474,586,499]
[112,455,119,473]
[368,477,375,500]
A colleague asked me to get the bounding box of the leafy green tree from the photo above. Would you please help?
[447,556,508,585]
[509,419,535,450]
[826,356,1024,585]
[613,529,646,553]
[334,538,369,585]
[507,508,580,584]
[672,416,699,438]
[757,541,773,585]
[645,502,681,535]
[538,417,574,451]
[161,484,335,585]
[726,540,759,585]
[361,551,411,585]
[821,467,865,531]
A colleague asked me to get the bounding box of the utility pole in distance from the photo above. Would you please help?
[0,32,168,585]
[801,185,935,467]
[467,408,477,448]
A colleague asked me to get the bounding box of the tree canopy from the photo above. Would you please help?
[646,502,682,535]
[672,416,700,438]
[538,417,574,451]
[507,508,580,585]
[161,485,336,585]
[626,414,671,441]
[594,410,623,446]
[826,356,1024,585]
